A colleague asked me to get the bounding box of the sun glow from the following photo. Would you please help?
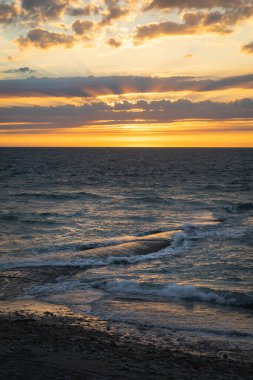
[1,120,252,147]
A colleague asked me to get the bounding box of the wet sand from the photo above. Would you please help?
[1,300,252,380]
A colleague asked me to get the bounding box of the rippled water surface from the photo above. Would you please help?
[0,148,253,345]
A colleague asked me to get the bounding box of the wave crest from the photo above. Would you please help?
[104,281,253,308]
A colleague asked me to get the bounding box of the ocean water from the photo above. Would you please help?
[1,148,253,350]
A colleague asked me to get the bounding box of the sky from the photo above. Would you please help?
[0,0,253,147]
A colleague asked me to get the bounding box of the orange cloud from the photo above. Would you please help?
[100,5,129,26]
[242,40,253,54]
[144,0,253,11]
[134,7,253,43]
[67,4,99,17]
[20,0,75,21]
[106,37,122,48]
[16,28,75,49]
[0,1,18,24]
[72,20,94,35]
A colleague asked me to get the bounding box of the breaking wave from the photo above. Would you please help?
[104,281,253,309]
[0,231,187,271]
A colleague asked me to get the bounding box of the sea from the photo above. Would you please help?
[1,148,253,353]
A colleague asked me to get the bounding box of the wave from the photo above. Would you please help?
[20,230,176,255]
[0,213,58,225]
[24,279,83,297]
[182,222,252,242]
[0,210,86,224]
[0,231,187,271]
[0,213,19,222]
[131,195,173,205]
[0,229,179,261]
[103,281,253,309]
[0,248,175,271]
[15,190,102,201]
[223,202,253,214]
[79,229,180,251]
[38,211,83,217]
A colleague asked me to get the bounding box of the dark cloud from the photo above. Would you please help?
[3,66,36,74]
[16,28,75,49]
[67,4,99,17]
[199,74,253,91]
[136,1,253,43]
[0,75,197,97]
[1,0,129,27]
[100,6,129,26]
[1,98,253,133]
[0,0,87,26]
[144,0,253,11]
[0,1,19,24]
[135,20,196,41]
[21,0,73,21]
[135,6,253,42]
[1,74,253,98]
[72,20,94,35]
[106,37,122,47]
[241,40,253,54]
[104,0,121,6]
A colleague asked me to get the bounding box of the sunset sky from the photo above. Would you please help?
[1,0,253,147]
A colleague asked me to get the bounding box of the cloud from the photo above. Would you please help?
[0,0,84,26]
[1,98,253,133]
[106,37,122,47]
[144,0,253,11]
[1,74,253,98]
[4,1,130,50]
[0,0,79,26]
[16,28,75,49]
[2,0,252,50]
[1,0,130,27]
[72,20,94,35]
[198,73,253,91]
[3,66,36,74]
[67,4,99,17]
[100,5,129,26]
[135,20,197,42]
[0,1,19,24]
[134,6,253,42]
[241,40,253,54]
[104,0,121,6]
[20,0,73,21]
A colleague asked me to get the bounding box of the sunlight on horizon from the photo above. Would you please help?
[1,120,252,147]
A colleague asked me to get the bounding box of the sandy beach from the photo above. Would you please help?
[1,299,253,380]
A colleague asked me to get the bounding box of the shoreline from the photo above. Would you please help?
[1,300,252,380]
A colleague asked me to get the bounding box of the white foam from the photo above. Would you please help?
[104,281,242,307]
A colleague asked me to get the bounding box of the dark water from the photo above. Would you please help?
[0,148,253,347]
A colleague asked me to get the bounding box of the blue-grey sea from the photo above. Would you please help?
[0,148,252,351]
